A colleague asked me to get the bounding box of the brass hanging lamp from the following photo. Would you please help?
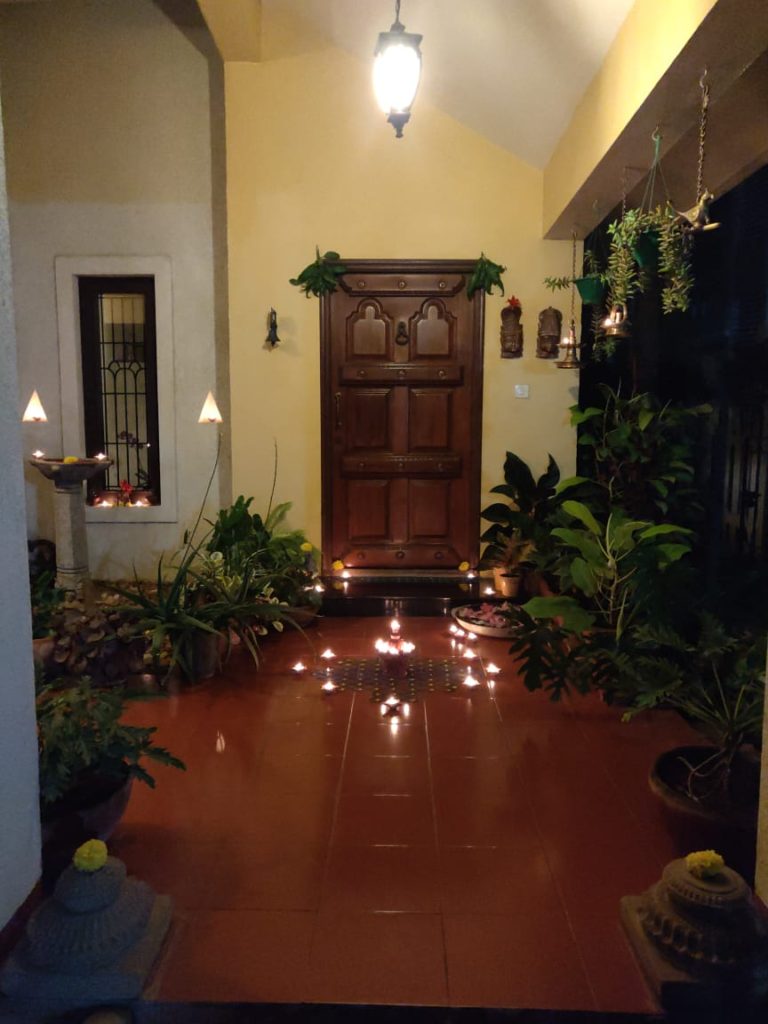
[557,233,580,369]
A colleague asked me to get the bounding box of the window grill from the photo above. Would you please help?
[79,276,161,505]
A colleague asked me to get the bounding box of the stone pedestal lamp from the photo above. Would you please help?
[28,457,113,591]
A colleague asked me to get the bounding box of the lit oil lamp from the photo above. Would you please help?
[321,648,336,660]
[292,661,307,674]
[486,663,501,675]
[321,679,337,693]
[463,672,480,689]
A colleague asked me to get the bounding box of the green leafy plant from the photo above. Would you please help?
[466,253,506,298]
[508,501,693,702]
[206,495,320,609]
[604,204,693,314]
[479,453,561,572]
[110,546,249,682]
[526,501,692,637]
[657,204,694,313]
[290,247,347,297]
[37,678,185,807]
[567,385,711,524]
[620,616,764,803]
[43,591,147,685]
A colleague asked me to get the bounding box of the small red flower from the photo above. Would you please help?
[507,296,522,310]
[119,479,134,503]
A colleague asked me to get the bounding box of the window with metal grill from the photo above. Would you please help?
[78,276,161,506]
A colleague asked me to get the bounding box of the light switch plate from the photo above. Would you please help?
[514,384,530,399]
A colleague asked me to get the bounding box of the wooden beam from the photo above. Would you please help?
[544,0,768,238]
[196,0,260,63]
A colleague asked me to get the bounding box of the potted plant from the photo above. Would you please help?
[112,544,270,683]
[509,501,693,701]
[479,452,561,597]
[545,250,605,305]
[604,204,694,315]
[619,615,764,879]
[206,494,322,618]
[37,676,185,888]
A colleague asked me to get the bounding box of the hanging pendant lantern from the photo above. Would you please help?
[373,0,422,138]
[602,304,632,339]
[556,233,581,369]
[556,319,580,369]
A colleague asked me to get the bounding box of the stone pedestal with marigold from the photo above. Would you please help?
[0,840,171,1009]
[621,851,768,1014]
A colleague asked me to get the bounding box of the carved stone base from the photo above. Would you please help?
[621,857,768,1014]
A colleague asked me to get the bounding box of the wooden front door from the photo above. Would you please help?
[321,260,484,572]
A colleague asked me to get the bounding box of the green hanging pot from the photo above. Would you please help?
[574,275,605,305]
[632,230,660,270]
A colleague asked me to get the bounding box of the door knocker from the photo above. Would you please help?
[396,321,409,346]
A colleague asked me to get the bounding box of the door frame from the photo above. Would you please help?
[319,258,485,574]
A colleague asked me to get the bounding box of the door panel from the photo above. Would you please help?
[321,260,483,571]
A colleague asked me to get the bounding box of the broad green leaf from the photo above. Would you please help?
[570,407,602,426]
[555,476,591,495]
[638,523,693,540]
[570,556,597,596]
[637,409,654,431]
[656,542,691,564]
[550,528,603,563]
[561,500,602,536]
[522,597,595,633]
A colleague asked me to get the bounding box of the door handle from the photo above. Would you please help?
[335,392,342,429]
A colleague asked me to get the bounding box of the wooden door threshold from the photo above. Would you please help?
[320,574,485,617]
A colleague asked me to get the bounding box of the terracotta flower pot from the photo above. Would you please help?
[650,745,758,883]
[499,573,521,598]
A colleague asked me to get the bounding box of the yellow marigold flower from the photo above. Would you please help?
[63,456,79,464]
[300,542,313,552]
[331,559,345,571]
[685,849,725,879]
[73,839,108,873]
[458,561,470,572]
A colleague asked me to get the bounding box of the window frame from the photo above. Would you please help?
[55,255,178,524]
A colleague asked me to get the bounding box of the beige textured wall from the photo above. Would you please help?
[1,0,229,577]
[224,45,578,549]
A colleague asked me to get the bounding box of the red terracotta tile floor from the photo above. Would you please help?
[114,615,700,1012]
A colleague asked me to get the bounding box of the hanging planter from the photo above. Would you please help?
[289,248,347,298]
[574,275,605,305]
[632,229,660,270]
[466,253,506,298]
[545,250,605,307]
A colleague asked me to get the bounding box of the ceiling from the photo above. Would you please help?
[260,0,635,169]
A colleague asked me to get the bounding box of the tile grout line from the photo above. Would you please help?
[422,694,451,1007]
[304,686,357,982]
[499,710,601,1012]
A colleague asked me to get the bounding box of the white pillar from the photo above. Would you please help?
[52,482,90,590]
[0,85,41,926]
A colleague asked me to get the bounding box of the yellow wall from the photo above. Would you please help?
[543,0,718,234]
[225,45,579,550]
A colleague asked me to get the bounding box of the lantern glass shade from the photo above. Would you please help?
[373,39,422,114]
[22,389,47,423]
[198,391,223,424]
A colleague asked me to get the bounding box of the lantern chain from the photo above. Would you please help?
[697,68,709,203]
[570,231,576,326]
